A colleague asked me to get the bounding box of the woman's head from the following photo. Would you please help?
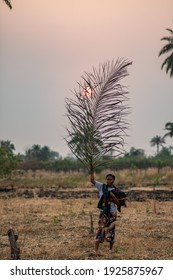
[106,173,115,186]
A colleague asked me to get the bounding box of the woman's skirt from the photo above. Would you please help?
[95,211,117,243]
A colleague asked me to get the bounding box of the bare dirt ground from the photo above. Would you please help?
[0,184,173,260]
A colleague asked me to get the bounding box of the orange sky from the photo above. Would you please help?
[0,0,173,156]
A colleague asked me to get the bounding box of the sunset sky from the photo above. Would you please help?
[0,0,173,157]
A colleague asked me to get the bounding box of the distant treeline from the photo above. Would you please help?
[19,151,173,174]
[17,145,173,173]
[1,141,173,176]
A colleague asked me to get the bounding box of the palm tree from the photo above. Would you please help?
[25,144,41,160]
[0,140,15,153]
[31,144,42,160]
[40,146,51,161]
[164,122,173,139]
[158,28,173,78]
[129,147,145,157]
[150,135,165,154]
[3,0,12,9]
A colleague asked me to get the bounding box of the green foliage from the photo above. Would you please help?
[164,122,173,138]
[159,28,173,78]
[52,217,61,226]
[0,146,19,176]
[125,147,145,158]
[150,135,165,154]
[5,145,173,174]
[25,145,59,161]
[1,137,173,175]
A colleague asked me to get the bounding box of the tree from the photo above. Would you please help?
[164,122,173,139]
[40,146,51,161]
[25,144,42,161]
[127,147,145,158]
[0,140,15,153]
[157,146,172,157]
[49,150,59,160]
[3,0,12,9]
[0,141,18,176]
[25,144,59,161]
[150,135,165,154]
[31,144,41,160]
[159,28,173,78]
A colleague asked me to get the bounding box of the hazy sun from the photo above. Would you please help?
[82,86,94,97]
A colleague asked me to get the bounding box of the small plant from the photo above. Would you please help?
[53,216,61,226]
[154,174,160,186]
[80,209,86,215]
[146,205,150,214]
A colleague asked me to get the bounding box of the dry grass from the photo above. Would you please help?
[7,167,173,187]
[0,196,173,260]
[0,168,173,260]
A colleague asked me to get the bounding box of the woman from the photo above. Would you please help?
[90,173,121,254]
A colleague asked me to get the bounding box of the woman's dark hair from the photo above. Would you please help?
[106,174,115,180]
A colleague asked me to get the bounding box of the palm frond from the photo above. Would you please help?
[165,53,173,74]
[161,56,169,69]
[161,53,173,77]
[159,27,173,77]
[3,0,12,9]
[159,43,173,56]
[164,122,173,138]
[65,58,132,173]
[166,28,173,34]
[160,36,173,43]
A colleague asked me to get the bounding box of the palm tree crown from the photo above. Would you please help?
[0,140,15,153]
[150,135,165,154]
[159,28,173,78]
[164,122,173,138]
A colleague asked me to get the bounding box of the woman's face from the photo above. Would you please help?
[106,176,114,186]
